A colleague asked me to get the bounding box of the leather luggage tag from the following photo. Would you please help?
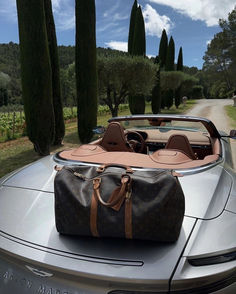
[107,175,131,211]
[108,186,126,211]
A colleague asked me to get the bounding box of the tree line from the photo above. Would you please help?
[0,43,201,114]
[202,6,236,98]
[2,5,234,110]
[0,43,114,107]
[4,0,233,155]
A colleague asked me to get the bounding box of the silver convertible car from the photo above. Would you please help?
[0,115,236,294]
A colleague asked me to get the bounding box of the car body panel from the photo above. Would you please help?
[0,252,105,294]
[2,155,232,220]
[183,211,236,259]
[170,256,236,293]
[226,196,236,214]
[225,169,236,213]
[0,114,235,293]
[178,165,232,219]
[0,184,196,290]
[1,155,55,192]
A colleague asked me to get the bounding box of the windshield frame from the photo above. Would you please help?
[108,115,221,138]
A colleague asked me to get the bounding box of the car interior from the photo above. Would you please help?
[58,118,221,170]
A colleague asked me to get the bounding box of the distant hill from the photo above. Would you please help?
[0,42,20,79]
[0,42,128,71]
[0,42,198,106]
[0,42,128,105]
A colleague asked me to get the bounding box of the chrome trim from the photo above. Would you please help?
[53,153,223,176]
[188,250,236,266]
[53,137,226,176]
[25,265,53,278]
[169,275,236,294]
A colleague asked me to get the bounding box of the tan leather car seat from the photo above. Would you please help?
[165,134,197,160]
[99,122,134,152]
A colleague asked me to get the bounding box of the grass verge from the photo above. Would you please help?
[0,100,195,178]
[225,105,236,128]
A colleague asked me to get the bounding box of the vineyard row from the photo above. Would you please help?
[0,104,129,143]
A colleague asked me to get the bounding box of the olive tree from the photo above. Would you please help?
[161,71,198,106]
[97,56,157,117]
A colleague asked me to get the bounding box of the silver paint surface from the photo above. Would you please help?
[0,115,235,293]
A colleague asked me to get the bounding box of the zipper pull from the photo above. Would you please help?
[125,189,132,200]
[171,171,183,177]
[54,165,62,172]
[74,172,86,180]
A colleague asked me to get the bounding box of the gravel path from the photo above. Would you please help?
[186,99,236,169]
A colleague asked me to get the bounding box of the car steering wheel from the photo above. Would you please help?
[125,131,146,153]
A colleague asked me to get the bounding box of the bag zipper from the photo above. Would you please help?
[63,166,174,181]
[73,172,87,180]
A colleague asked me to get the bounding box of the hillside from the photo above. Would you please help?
[0,42,200,107]
[0,43,130,106]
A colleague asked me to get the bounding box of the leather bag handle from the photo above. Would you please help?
[93,175,131,208]
[96,163,133,174]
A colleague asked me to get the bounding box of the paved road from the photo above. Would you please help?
[186,99,236,169]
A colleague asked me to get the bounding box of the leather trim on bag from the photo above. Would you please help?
[90,192,99,237]
[125,198,132,239]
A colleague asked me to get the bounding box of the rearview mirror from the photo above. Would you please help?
[230,130,236,139]
[92,126,106,134]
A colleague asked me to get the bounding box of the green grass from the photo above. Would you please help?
[225,105,236,128]
[0,105,128,143]
[0,100,195,178]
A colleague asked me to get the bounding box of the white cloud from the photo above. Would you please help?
[113,13,129,21]
[148,0,236,26]
[54,12,75,31]
[97,22,119,33]
[0,0,74,31]
[52,0,61,10]
[206,39,211,45]
[105,41,128,52]
[97,1,128,40]
[103,1,121,18]
[52,0,75,31]
[143,4,174,37]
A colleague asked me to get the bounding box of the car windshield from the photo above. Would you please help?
[118,119,209,133]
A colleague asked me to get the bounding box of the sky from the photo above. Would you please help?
[0,0,235,69]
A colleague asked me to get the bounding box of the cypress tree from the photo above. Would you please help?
[128,4,146,114]
[158,29,168,69]
[165,36,175,71]
[175,87,181,109]
[165,89,174,109]
[16,0,54,155]
[44,0,65,145]
[152,30,167,112]
[164,36,175,109]
[0,88,8,107]
[151,58,161,114]
[177,46,183,71]
[75,0,98,143]
[128,96,135,114]
[175,47,183,108]
[161,90,167,109]
[128,0,138,55]
[129,94,145,114]
[157,30,168,109]
[132,6,146,56]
